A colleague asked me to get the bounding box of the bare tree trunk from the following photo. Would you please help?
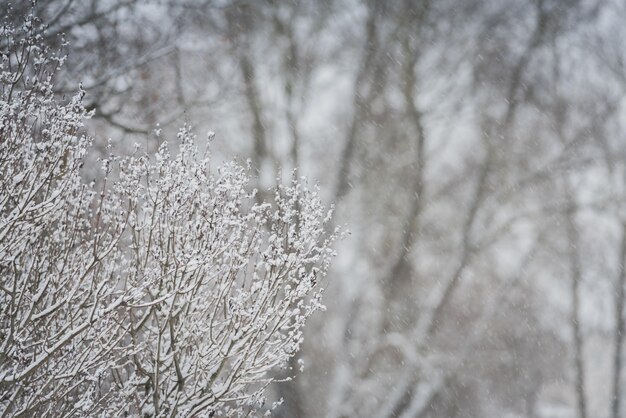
[425,136,491,337]
[565,200,587,418]
[239,52,267,175]
[334,0,383,203]
[380,23,427,333]
[612,223,626,418]
[502,0,547,128]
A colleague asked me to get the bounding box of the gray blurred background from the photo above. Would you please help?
[6,0,626,416]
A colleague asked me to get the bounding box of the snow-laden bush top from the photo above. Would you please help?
[0,14,339,417]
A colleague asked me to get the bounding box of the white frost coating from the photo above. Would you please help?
[0,16,340,417]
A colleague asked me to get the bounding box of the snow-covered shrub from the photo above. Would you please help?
[0,15,338,417]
